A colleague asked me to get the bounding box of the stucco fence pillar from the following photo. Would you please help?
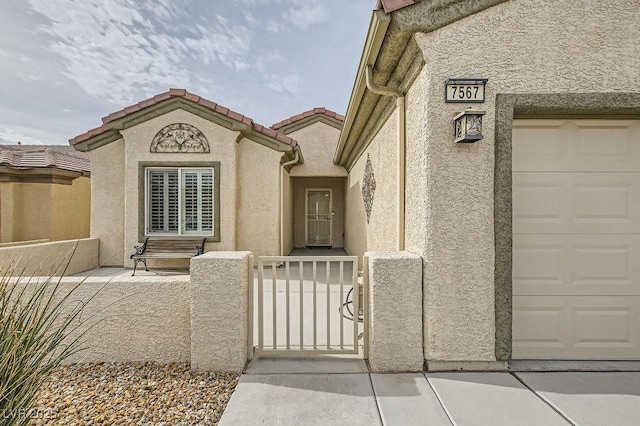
[190,251,252,372]
[366,252,423,372]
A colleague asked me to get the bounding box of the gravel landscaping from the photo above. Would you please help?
[28,363,239,425]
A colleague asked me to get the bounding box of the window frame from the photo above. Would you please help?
[138,161,221,242]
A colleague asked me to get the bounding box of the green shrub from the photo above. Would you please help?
[0,248,99,426]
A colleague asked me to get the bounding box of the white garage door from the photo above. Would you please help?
[512,119,640,359]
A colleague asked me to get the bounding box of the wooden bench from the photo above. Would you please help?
[130,237,206,276]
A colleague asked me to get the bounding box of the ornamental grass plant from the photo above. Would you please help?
[0,246,101,426]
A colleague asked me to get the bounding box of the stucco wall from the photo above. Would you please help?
[0,183,15,242]
[0,177,88,244]
[288,122,346,177]
[282,169,294,255]
[121,109,239,267]
[0,238,99,276]
[88,139,125,266]
[344,111,398,260]
[292,177,345,248]
[51,176,91,241]
[237,139,281,257]
[367,252,423,372]
[190,252,250,372]
[2,182,52,242]
[405,0,640,362]
[59,276,191,364]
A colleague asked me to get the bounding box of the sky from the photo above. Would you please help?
[0,0,375,146]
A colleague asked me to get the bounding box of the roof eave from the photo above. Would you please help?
[70,96,299,157]
[333,10,390,165]
[334,0,509,168]
[276,114,344,135]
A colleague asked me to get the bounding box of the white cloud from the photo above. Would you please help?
[0,127,45,145]
[282,3,329,30]
[24,0,253,105]
[267,73,301,94]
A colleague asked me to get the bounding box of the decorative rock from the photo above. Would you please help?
[29,363,239,425]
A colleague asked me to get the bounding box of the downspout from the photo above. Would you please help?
[365,65,406,251]
[279,147,300,256]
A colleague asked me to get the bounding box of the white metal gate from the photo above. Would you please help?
[250,256,365,357]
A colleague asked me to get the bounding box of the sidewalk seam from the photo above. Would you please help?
[423,373,456,426]
[368,373,385,426]
[509,372,576,426]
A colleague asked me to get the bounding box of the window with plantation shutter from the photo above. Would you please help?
[146,167,214,236]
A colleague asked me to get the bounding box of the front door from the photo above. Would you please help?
[305,189,332,246]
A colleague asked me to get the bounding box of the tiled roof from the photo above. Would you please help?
[270,108,345,131]
[0,145,90,174]
[70,88,298,148]
[375,0,421,13]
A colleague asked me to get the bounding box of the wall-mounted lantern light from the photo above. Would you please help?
[454,109,486,143]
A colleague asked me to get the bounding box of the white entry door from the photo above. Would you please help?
[512,119,640,359]
[306,189,332,246]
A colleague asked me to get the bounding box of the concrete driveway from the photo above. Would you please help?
[220,360,640,426]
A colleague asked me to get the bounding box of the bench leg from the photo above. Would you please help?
[132,259,148,276]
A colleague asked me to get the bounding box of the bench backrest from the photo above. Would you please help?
[144,238,205,253]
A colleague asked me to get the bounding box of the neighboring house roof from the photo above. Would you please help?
[270,107,345,134]
[0,144,90,184]
[69,89,300,161]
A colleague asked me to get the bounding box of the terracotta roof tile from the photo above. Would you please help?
[153,92,172,102]
[123,105,140,115]
[0,145,90,174]
[70,89,298,148]
[198,98,218,110]
[270,107,345,130]
[183,92,201,103]
[377,0,420,13]
[227,110,245,122]
[214,105,229,115]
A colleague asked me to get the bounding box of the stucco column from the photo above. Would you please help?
[190,251,252,372]
[366,251,423,372]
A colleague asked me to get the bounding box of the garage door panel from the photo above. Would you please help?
[513,120,640,172]
[513,118,640,360]
[514,234,640,296]
[514,172,640,234]
[513,296,640,359]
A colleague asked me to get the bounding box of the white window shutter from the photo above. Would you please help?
[147,167,214,236]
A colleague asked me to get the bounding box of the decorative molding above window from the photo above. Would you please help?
[362,153,376,224]
[150,123,210,153]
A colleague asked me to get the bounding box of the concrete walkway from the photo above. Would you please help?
[219,359,640,426]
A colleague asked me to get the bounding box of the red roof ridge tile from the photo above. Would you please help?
[270,107,345,130]
[71,89,298,149]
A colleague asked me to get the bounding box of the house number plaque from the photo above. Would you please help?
[445,78,487,103]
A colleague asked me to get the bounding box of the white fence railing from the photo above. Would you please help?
[251,256,364,357]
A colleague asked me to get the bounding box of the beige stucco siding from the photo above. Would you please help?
[237,139,281,257]
[0,178,90,244]
[121,109,239,267]
[88,139,125,266]
[288,122,346,177]
[57,276,191,364]
[282,169,294,255]
[407,0,640,361]
[51,176,91,241]
[344,111,398,260]
[2,182,52,242]
[292,177,345,248]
